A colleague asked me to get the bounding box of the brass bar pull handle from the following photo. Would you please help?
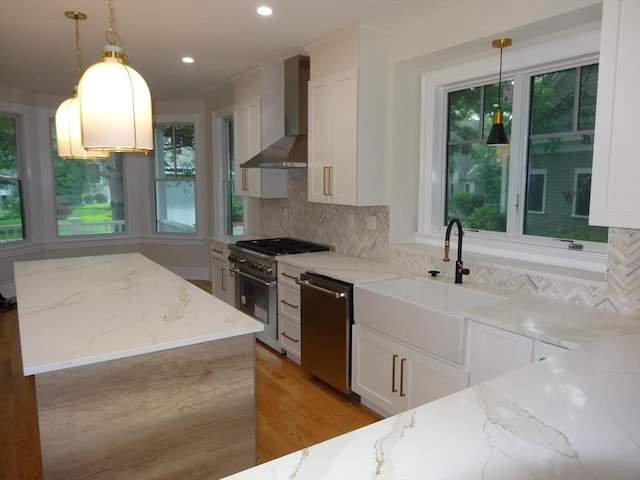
[327,166,333,195]
[391,354,398,393]
[212,248,224,255]
[281,272,298,281]
[400,358,407,397]
[280,299,299,309]
[220,267,226,291]
[242,169,247,191]
[323,166,329,195]
[281,332,299,343]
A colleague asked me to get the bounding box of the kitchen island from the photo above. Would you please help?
[225,251,640,480]
[15,253,263,479]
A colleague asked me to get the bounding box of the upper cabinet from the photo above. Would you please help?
[232,98,287,198]
[231,66,288,199]
[305,23,390,206]
[589,0,640,229]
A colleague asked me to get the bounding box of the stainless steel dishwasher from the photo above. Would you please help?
[299,272,353,394]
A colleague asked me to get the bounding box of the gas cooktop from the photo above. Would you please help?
[234,237,331,256]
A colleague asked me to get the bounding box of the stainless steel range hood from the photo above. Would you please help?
[240,56,310,169]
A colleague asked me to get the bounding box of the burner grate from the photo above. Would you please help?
[235,237,330,256]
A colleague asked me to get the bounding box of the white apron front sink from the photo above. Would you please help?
[354,277,505,364]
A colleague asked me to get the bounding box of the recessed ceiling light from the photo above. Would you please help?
[256,6,273,16]
[182,56,195,64]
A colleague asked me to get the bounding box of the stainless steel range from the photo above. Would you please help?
[228,237,330,352]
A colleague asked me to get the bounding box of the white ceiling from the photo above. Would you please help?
[0,0,451,102]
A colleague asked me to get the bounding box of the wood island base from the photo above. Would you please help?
[35,334,257,479]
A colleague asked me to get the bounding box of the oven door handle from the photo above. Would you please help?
[299,279,346,299]
[230,266,276,287]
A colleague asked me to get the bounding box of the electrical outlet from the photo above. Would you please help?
[366,215,376,231]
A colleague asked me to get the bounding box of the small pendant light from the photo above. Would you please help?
[486,38,512,146]
[55,11,108,159]
[78,0,153,153]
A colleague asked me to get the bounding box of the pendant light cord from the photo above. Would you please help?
[74,14,83,83]
[105,0,122,47]
[497,44,503,112]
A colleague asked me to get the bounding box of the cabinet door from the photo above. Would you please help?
[469,322,533,386]
[308,77,332,203]
[404,348,469,411]
[212,258,229,304]
[352,324,400,415]
[308,69,358,205]
[330,69,358,206]
[589,0,640,228]
[233,99,262,197]
[532,340,568,363]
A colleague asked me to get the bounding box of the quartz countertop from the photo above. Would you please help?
[226,252,640,480]
[276,251,402,284]
[15,253,263,376]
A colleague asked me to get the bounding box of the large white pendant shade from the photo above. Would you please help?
[78,45,153,153]
[55,90,109,159]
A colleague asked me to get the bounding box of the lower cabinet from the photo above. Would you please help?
[277,261,305,363]
[211,241,234,305]
[352,324,468,416]
[468,321,568,386]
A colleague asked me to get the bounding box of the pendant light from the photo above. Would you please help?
[486,38,512,146]
[55,11,108,159]
[78,0,153,153]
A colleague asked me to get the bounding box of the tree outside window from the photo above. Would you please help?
[0,113,25,243]
[154,124,196,234]
[444,62,607,243]
[51,121,126,236]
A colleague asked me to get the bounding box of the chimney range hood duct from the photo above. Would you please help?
[240,56,310,169]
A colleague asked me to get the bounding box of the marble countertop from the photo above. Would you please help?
[15,253,263,376]
[276,251,402,284]
[226,252,640,480]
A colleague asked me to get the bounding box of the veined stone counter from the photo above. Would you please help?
[15,253,264,479]
[15,252,262,375]
[225,253,640,480]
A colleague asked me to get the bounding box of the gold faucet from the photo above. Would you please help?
[443,218,470,284]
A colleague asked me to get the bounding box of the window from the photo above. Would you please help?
[51,122,126,236]
[445,81,512,232]
[523,64,606,242]
[154,124,196,234]
[526,170,547,214]
[421,33,608,270]
[0,113,25,243]
[225,119,244,235]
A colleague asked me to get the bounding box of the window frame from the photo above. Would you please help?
[152,121,197,236]
[418,29,606,272]
[0,111,26,244]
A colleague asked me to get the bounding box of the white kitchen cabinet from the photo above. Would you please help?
[277,261,306,363]
[352,324,468,416]
[468,322,534,386]
[589,0,640,228]
[233,98,287,199]
[306,23,389,207]
[308,69,358,205]
[532,339,568,363]
[210,241,234,305]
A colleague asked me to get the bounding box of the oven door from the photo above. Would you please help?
[231,268,276,325]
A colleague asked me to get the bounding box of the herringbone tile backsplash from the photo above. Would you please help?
[261,170,639,317]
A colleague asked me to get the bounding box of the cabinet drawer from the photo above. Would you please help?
[279,316,301,357]
[278,263,305,288]
[279,284,301,320]
[210,242,229,261]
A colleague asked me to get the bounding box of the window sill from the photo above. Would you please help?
[392,238,606,286]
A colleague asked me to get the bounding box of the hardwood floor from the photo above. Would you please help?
[0,282,381,478]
